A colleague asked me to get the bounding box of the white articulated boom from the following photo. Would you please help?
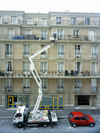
[28,40,54,114]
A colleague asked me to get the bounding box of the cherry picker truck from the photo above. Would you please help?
[12,36,58,128]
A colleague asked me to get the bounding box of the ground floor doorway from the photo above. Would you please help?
[78,95,90,105]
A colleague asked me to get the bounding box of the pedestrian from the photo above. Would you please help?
[48,111,53,129]
[23,114,28,130]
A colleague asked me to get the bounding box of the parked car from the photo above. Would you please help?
[68,111,95,128]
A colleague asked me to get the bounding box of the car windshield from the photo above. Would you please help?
[69,113,73,119]
[83,113,89,120]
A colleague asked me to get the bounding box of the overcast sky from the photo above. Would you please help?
[0,0,100,13]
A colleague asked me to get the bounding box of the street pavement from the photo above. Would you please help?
[0,109,100,119]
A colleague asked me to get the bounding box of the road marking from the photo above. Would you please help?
[66,119,74,129]
[30,128,38,129]
[0,121,3,126]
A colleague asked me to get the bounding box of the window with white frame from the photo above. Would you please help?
[41,79,47,90]
[41,18,47,26]
[8,28,14,39]
[23,79,30,92]
[27,18,33,24]
[25,30,32,35]
[11,16,17,24]
[57,79,64,91]
[41,44,47,57]
[91,79,98,92]
[57,29,63,39]
[71,17,76,24]
[5,44,12,56]
[41,30,47,40]
[75,62,81,72]
[0,16,2,24]
[85,18,90,25]
[58,45,64,57]
[5,61,12,73]
[23,61,30,75]
[40,62,47,73]
[74,79,81,91]
[75,45,81,58]
[23,44,30,56]
[58,62,64,73]
[92,45,98,58]
[73,29,79,37]
[56,17,62,24]
[5,79,12,92]
[91,62,98,74]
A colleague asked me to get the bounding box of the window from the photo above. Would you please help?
[57,79,64,91]
[75,45,81,58]
[91,79,98,92]
[80,117,87,120]
[85,18,90,25]
[74,117,80,120]
[99,18,100,25]
[23,79,30,92]
[23,61,30,75]
[58,45,64,57]
[5,61,12,73]
[57,29,63,39]
[74,79,81,91]
[56,17,62,24]
[92,45,98,58]
[41,44,47,57]
[41,18,47,26]
[15,113,22,118]
[73,29,79,37]
[5,79,12,92]
[5,44,12,57]
[41,79,47,91]
[0,16,2,24]
[25,30,32,35]
[58,62,64,72]
[91,62,98,74]
[71,17,76,24]
[23,44,30,56]
[11,16,17,24]
[41,30,47,40]
[8,28,14,39]
[75,62,81,72]
[40,62,47,73]
[27,18,33,24]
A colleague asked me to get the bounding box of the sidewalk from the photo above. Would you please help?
[0,108,100,119]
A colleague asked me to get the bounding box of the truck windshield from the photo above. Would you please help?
[15,113,22,118]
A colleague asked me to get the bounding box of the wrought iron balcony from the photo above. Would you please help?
[0,70,100,78]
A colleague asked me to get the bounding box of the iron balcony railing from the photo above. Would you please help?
[0,70,100,78]
[0,34,100,42]
[23,86,30,92]
[91,86,98,92]
[1,19,100,26]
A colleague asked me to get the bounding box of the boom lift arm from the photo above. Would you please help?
[28,39,55,114]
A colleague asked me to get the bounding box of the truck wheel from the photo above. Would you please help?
[43,123,48,128]
[17,122,23,128]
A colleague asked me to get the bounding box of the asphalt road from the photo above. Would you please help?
[0,118,100,133]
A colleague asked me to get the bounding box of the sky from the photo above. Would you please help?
[0,0,100,13]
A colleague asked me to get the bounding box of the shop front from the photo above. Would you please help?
[40,94,64,109]
[7,95,29,108]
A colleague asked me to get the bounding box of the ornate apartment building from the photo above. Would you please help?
[0,11,100,110]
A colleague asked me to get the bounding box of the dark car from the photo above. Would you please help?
[68,111,95,128]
